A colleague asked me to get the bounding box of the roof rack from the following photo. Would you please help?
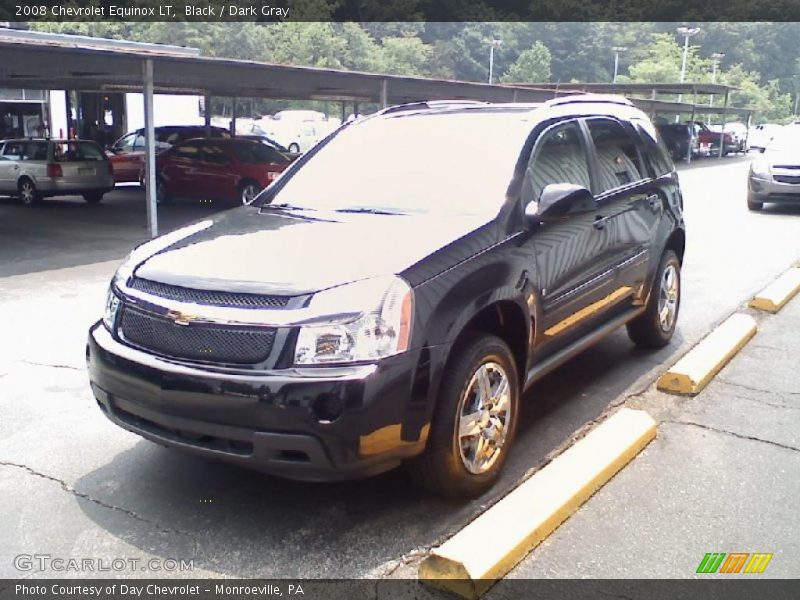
[543,93,634,108]
[378,100,488,116]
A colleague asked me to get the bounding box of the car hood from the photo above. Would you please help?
[130,207,494,295]
[765,149,800,166]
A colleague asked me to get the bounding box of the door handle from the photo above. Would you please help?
[593,215,605,230]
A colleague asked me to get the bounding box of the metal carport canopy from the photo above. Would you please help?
[0,30,560,104]
[0,29,569,237]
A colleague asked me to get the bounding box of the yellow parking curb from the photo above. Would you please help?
[749,268,800,313]
[418,408,657,599]
[657,313,757,396]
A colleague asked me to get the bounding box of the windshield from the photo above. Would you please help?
[255,110,534,216]
[767,126,800,152]
[53,141,105,162]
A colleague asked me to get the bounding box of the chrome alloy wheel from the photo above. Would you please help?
[19,180,36,204]
[241,183,259,205]
[457,361,512,475]
[658,263,680,332]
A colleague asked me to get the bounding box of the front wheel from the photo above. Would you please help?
[627,250,681,349]
[747,193,764,211]
[83,192,104,204]
[18,178,40,206]
[405,333,519,498]
[288,143,300,153]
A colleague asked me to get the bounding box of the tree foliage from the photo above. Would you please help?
[27,21,800,122]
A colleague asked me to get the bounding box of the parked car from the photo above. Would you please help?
[153,137,291,205]
[709,122,749,153]
[88,96,685,498]
[749,123,783,152]
[262,120,328,153]
[688,121,736,155]
[0,138,114,205]
[107,125,231,184]
[747,124,800,210]
[655,123,697,161]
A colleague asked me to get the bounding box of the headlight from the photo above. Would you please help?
[294,276,413,365]
[113,254,136,289]
[103,286,120,331]
[750,156,772,180]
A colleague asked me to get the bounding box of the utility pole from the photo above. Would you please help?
[611,46,627,84]
[487,38,503,84]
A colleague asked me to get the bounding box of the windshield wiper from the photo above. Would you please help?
[334,207,406,215]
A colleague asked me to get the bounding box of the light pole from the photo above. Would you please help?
[676,26,700,104]
[487,38,503,84]
[708,52,725,125]
[611,46,627,83]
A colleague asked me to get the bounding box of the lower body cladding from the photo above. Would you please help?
[87,322,447,481]
[749,176,800,206]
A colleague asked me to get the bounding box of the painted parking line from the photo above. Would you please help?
[656,313,757,396]
[749,267,800,313]
[419,408,657,599]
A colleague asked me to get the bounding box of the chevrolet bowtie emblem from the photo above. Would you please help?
[166,310,197,326]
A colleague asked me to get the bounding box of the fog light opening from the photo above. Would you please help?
[312,393,344,424]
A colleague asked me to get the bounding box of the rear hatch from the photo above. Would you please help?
[52,141,112,182]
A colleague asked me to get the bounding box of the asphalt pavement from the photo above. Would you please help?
[1,154,799,580]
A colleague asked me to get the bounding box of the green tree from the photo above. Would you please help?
[500,42,552,83]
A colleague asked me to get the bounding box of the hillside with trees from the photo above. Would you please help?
[29,21,800,122]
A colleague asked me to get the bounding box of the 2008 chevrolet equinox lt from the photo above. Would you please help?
[88,95,685,498]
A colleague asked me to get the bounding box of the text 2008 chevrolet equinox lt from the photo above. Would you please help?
[88,95,685,498]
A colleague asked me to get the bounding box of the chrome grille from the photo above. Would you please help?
[119,306,276,364]
[130,278,291,309]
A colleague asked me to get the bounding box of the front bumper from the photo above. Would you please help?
[749,176,800,204]
[87,322,440,481]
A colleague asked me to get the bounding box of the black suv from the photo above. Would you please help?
[88,96,685,498]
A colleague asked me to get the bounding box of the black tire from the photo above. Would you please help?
[405,333,520,499]
[747,193,764,211]
[238,179,261,205]
[627,250,681,349]
[18,178,40,206]
[288,143,300,153]
[83,192,104,204]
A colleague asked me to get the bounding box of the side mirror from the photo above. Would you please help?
[525,183,596,225]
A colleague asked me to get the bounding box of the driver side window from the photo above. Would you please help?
[522,121,591,208]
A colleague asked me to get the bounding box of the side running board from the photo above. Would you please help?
[524,307,645,389]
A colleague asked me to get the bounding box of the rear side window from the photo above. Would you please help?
[172,143,201,160]
[201,144,231,165]
[53,141,104,162]
[586,119,645,193]
[232,141,289,164]
[634,119,674,177]
[522,121,591,205]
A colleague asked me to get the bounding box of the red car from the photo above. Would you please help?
[153,138,292,205]
[107,125,231,184]
[688,121,736,156]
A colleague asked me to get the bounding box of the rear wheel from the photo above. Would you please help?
[405,333,519,498]
[83,192,104,204]
[239,180,261,205]
[627,250,681,349]
[288,143,300,153]
[18,178,40,206]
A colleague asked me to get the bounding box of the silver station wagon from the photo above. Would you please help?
[0,138,115,205]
